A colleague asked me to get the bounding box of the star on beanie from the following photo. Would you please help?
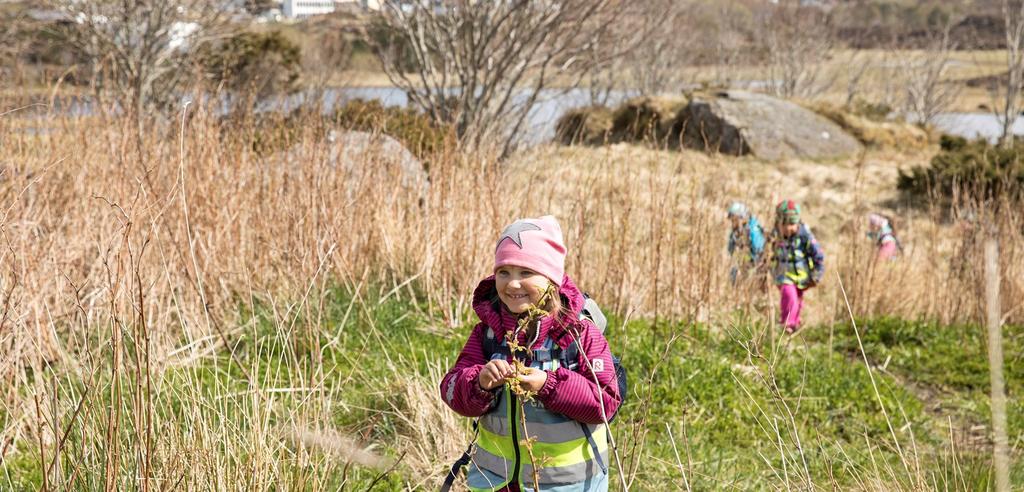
[494,215,566,286]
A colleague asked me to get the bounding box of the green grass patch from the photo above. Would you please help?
[7,291,1021,489]
[608,318,928,489]
[806,317,1024,443]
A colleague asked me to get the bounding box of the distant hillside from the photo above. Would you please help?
[838,14,1006,50]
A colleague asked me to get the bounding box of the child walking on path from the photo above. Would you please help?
[440,216,621,492]
[867,213,900,261]
[771,200,825,333]
[726,202,767,284]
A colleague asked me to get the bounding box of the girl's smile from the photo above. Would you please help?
[495,265,552,314]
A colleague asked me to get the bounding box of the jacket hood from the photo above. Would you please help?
[471,274,587,348]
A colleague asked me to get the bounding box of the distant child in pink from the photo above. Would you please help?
[867,213,900,261]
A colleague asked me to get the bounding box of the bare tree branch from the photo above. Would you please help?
[902,23,962,126]
[996,0,1024,146]
[372,0,630,158]
[760,0,835,99]
[49,0,232,132]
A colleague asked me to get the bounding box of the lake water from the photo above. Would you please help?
[280,86,634,145]
[928,112,1024,143]
[326,88,1024,145]
[11,86,1024,146]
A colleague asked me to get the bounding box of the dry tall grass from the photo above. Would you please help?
[1,105,1021,488]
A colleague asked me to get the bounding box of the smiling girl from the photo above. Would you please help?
[440,216,620,492]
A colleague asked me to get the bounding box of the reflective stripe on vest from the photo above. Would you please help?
[775,233,813,286]
[473,442,608,485]
[470,338,608,489]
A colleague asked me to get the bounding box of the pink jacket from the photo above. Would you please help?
[876,240,898,261]
[439,275,622,425]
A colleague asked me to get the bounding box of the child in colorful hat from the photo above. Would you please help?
[771,200,825,333]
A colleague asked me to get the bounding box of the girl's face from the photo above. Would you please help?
[729,215,744,229]
[781,222,799,237]
[495,265,553,314]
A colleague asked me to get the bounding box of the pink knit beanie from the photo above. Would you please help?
[494,215,566,286]
[868,213,888,229]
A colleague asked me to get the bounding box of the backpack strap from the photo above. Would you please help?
[440,419,479,492]
[480,326,510,361]
[578,422,608,474]
[554,336,579,371]
[580,293,608,333]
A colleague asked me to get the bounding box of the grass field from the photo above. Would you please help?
[3,286,1021,490]
[1,106,1022,489]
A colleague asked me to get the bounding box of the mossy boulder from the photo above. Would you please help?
[812,104,930,150]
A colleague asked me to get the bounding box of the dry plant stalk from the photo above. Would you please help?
[503,284,555,492]
[984,238,1010,492]
[282,424,392,471]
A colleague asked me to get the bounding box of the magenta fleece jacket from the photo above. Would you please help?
[439,275,622,425]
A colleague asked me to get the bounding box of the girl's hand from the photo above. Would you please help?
[478,359,513,391]
[517,367,548,393]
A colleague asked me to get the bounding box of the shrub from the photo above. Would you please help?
[331,99,453,160]
[220,99,452,161]
[898,135,1024,201]
[554,106,613,145]
[197,30,302,102]
[609,96,688,145]
[553,97,689,148]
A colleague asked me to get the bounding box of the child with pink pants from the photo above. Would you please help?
[771,200,825,333]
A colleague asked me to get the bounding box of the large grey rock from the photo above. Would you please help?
[271,130,429,206]
[677,91,863,160]
[325,130,428,198]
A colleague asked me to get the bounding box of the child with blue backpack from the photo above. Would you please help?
[440,215,622,492]
[771,200,825,334]
[726,201,767,284]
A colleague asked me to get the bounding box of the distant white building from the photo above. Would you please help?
[282,0,379,18]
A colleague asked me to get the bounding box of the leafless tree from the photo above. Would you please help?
[760,1,835,99]
[50,0,231,131]
[902,25,962,126]
[708,2,756,89]
[372,0,631,158]
[581,21,627,107]
[995,0,1024,146]
[0,10,30,89]
[840,50,873,107]
[874,49,905,111]
[579,1,680,104]
[626,0,691,97]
